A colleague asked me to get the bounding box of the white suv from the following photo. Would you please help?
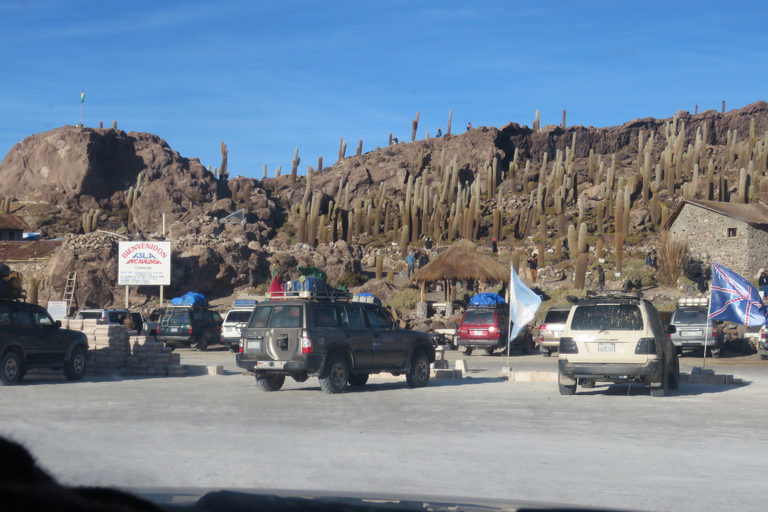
[558,291,679,397]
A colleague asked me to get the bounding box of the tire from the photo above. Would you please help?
[319,354,349,394]
[558,370,576,395]
[497,344,509,356]
[669,357,680,391]
[196,334,213,351]
[255,374,285,391]
[406,350,431,388]
[1,351,22,385]
[541,348,552,357]
[760,354,768,360]
[484,348,495,356]
[349,373,369,387]
[650,358,669,397]
[462,346,473,356]
[63,347,87,381]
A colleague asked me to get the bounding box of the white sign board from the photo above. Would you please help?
[118,241,171,286]
[47,300,68,319]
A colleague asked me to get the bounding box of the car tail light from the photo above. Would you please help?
[301,332,313,354]
[188,327,193,334]
[488,325,496,333]
[762,329,767,341]
[559,337,578,354]
[239,340,244,354]
[635,337,657,354]
[712,326,717,338]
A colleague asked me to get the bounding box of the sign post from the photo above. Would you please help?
[118,241,172,308]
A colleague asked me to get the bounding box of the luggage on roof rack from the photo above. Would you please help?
[468,292,506,308]
[267,276,349,301]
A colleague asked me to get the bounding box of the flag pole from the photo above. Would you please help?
[506,262,513,368]
[703,291,711,372]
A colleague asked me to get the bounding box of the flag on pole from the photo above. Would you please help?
[508,264,542,341]
[709,262,768,326]
[80,90,84,103]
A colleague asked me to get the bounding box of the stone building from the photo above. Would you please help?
[666,199,768,278]
[0,213,29,241]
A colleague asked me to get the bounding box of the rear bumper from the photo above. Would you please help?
[671,338,720,348]
[236,353,324,375]
[559,359,660,380]
[157,335,193,345]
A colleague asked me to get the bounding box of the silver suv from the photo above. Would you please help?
[236,294,435,394]
[558,291,679,397]
[668,297,723,357]
[537,306,571,357]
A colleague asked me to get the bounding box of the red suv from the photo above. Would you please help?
[457,305,533,355]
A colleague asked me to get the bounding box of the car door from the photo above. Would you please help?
[32,306,67,360]
[264,304,304,360]
[365,305,406,368]
[341,304,373,368]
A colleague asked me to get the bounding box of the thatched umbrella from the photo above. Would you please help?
[409,239,509,302]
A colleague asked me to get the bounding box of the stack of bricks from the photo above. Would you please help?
[62,319,186,377]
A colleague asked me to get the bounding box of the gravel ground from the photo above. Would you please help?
[1,346,766,512]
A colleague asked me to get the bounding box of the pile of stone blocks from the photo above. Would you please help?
[61,319,186,377]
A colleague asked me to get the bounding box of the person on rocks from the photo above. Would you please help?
[597,266,606,291]
[697,272,709,294]
[527,253,538,282]
[437,127,443,137]
[425,237,433,250]
[759,270,768,298]
[467,122,472,131]
[405,250,415,278]
[418,252,429,269]
[562,237,569,258]
[491,238,497,253]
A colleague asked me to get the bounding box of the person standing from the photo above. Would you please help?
[425,237,433,250]
[597,266,606,291]
[405,250,415,278]
[527,253,538,282]
[437,127,443,137]
[491,238,498,253]
[759,270,768,298]
[467,122,472,131]
[697,272,709,294]
[418,252,429,269]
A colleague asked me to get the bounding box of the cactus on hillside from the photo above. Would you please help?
[411,111,420,142]
[574,222,588,289]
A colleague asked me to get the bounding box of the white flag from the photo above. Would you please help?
[509,264,542,341]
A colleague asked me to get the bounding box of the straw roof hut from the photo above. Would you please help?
[409,239,509,302]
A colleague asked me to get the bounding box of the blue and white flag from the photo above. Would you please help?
[509,264,542,341]
[709,262,768,327]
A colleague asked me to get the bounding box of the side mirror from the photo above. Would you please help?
[54,320,62,328]
[666,324,676,334]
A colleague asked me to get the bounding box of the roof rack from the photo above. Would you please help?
[266,289,350,301]
[585,290,644,299]
[676,296,708,307]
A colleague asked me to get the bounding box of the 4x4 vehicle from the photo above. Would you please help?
[157,306,223,351]
[667,297,723,357]
[0,298,89,385]
[457,304,533,355]
[75,308,158,336]
[220,299,258,352]
[236,290,435,394]
[537,306,571,357]
[558,291,679,397]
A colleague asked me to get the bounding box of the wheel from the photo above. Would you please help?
[1,352,22,385]
[63,346,87,381]
[484,348,495,355]
[650,358,669,397]
[760,354,768,360]
[196,335,212,351]
[558,370,576,395]
[712,347,722,359]
[229,344,239,353]
[255,374,285,391]
[522,334,533,355]
[541,348,552,357]
[579,379,596,389]
[406,350,431,388]
[349,373,369,386]
[497,344,509,356]
[319,354,349,394]
[669,357,680,391]
[462,346,473,356]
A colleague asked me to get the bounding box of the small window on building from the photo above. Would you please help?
[727,228,738,237]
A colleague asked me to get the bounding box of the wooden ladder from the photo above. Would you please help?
[63,271,77,313]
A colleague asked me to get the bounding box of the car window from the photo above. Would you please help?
[212,312,223,323]
[673,309,708,324]
[192,309,204,321]
[365,307,391,330]
[226,311,252,323]
[0,304,11,326]
[13,310,34,328]
[544,309,570,323]
[314,304,339,328]
[34,310,55,327]
[462,310,495,325]
[203,310,214,321]
[271,305,302,328]
[167,309,191,325]
[570,304,644,331]
[108,312,121,323]
[248,307,272,328]
[78,311,102,320]
[344,306,366,329]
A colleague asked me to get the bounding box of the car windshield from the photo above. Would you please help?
[165,309,190,325]
[225,311,252,323]
[462,311,495,325]
[570,304,644,331]
[543,309,570,324]
[673,309,709,324]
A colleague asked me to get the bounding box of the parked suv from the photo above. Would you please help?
[75,309,158,336]
[157,306,223,351]
[0,298,89,385]
[220,299,258,352]
[667,297,723,357]
[537,306,571,357]
[457,305,533,355]
[558,291,679,397]
[236,295,435,393]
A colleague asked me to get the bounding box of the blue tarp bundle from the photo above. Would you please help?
[171,292,208,306]
[469,292,505,306]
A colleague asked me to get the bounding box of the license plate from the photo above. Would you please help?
[598,343,615,352]
[171,327,178,333]
[472,330,484,336]
[683,330,703,336]
[247,340,261,351]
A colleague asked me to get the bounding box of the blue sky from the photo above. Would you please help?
[1,0,766,179]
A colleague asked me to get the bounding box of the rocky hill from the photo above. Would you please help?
[1,101,767,309]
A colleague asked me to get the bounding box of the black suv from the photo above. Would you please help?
[157,306,224,351]
[0,298,89,385]
[236,296,435,393]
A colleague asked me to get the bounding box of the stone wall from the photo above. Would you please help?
[669,203,768,278]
